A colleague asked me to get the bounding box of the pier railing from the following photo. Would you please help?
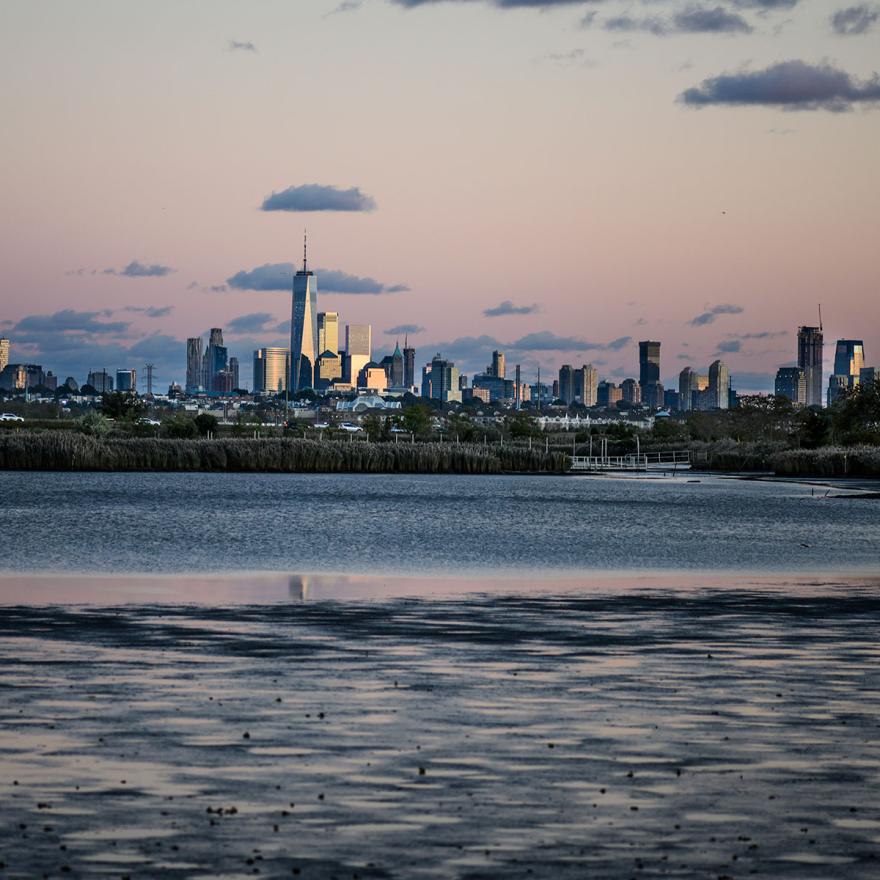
[570,451,692,473]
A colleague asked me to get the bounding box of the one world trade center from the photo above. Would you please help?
[290,234,319,392]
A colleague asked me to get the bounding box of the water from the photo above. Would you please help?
[0,471,877,575]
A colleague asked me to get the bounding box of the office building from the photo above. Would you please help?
[860,367,876,387]
[597,381,622,408]
[620,378,641,405]
[87,370,113,393]
[317,312,338,356]
[639,341,661,386]
[558,365,574,404]
[775,367,806,405]
[0,338,9,373]
[116,369,136,393]
[290,239,319,391]
[228,357,239,390]
[403,336,416,389]
[833,339,865,387]
[253,348,289,394]
[678,367,706,412]
[663,389,680,411]
[430,354,460,403]
[388,342,404,387]
[489,350,505,379]
[315,351,342,389]
[708,360,730,410]
[345,323,372,386]
[574,364,599,406]
[797,325,823,407]
[202,328,228,393]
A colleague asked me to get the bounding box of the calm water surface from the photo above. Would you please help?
[0,471,877,575]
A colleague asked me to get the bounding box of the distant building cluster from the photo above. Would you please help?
[774,328,873,408]
[0,254,874,415]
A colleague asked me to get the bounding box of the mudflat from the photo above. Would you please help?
[1,578,878,878]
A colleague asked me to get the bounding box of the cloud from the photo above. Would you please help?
[226,263,408,295]
[689,303,745,326]
[326,0,363,13]
[536,48,595,68]
[228,40,257,52]
[226,312,277,334]
[122,306,173,318]
[260,184,377,213]
[510,331,632,352]
[385,324,426,335]
[13,309,129,336]
[392,0,589,8]
[725,330,786,340]
[483,300,539,317]
[680,60,880,111]
[715,339,742,353]
[603,7,752,36]
[104,260,174,278]
[831,4,880,34]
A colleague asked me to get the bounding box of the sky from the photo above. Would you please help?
[1,0,878,392]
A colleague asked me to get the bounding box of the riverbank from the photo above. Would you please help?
[0,433,569,474]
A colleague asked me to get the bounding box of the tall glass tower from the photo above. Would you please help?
[797,326,823,407]
[290,235,319,392]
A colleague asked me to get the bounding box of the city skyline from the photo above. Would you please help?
[1,1,878,390]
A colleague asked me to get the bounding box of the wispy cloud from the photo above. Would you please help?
[260,184,377,213]
[831,4,880,35]
[104,260,174,278]
[689,303,745,326]
[122,306,173,318]
[228,40,257,52]
[385,324,425,335]
[483,300,539,317]
[227,312,277,334]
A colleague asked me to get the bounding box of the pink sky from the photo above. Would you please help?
[1,0,878,391]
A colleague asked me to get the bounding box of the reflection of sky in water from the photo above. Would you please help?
[0,472,878,575]
[1,589,879,877]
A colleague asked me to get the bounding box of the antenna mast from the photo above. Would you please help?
[303,229,308,272]
[818,303,823,332]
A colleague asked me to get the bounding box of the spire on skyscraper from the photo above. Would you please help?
[303,229,308,272]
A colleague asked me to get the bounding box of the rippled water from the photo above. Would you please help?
[1,471,878,574]
[2,591,879,878]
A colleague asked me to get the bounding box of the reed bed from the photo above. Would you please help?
[769,446,880,478]
[0,433,569,475]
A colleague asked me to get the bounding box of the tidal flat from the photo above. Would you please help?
[1,580,879,878]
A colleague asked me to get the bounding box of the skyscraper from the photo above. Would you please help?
[186,337,203,393]
[832,339,865,386]
[317,311,338,356]
[116,369,136,393]
[253,348,290,394]
[708,360,730,410]
[290,236,319,391]
[639,341,661,387]
[558,365,574,404]
[0,338,9,373]
[202,328,228,393]
[430,354,460,403]
[389,341,404,387]
[345,323,371,386]
[797,326,823,407]
[228,357,240,390]
[403,336,416,389]
[490,350,506,379]
[574,364,598,406]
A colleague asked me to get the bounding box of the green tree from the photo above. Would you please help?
[79,412,111,437]
[831,382,880,445]
[194,413,219,437]
[101,391,147,421]
[163,415,197,439]
[401,404,432,437]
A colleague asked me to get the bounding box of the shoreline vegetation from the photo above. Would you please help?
[1,432,879,476]
[0,433,570,475]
